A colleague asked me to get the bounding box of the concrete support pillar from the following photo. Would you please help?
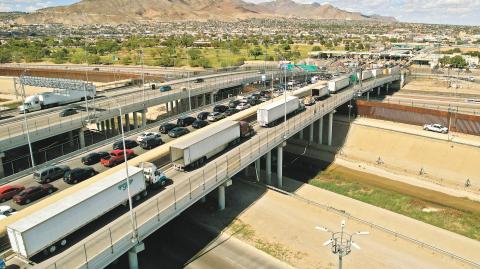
[318,117,324,145]
[255,158,261,182]
[125,114,130,132]
[79,128,86,148]
[266,151,272,185]
[386,83,389,94]
[141,110,147,127]
[105,120,111,134]
[367,91,370,101]
[117,116,122,133]
[202,94,206,106]
[328,112,334,146]
[110,118,116,134]
[100,121,106,132]
[175,100,179,113]
[218,185,225,210]
[309,123,314,143]
[128,242,145,269]
[133,112,138,129]
[68,130,74,146]
[377,86,380,96]
[277,145,283,188]
[0,152,5,179]
[298,129,304,140]
[210,92,215,104]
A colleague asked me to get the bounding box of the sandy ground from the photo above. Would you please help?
[402,77,480,95]
[193,179,478,269]
[336,117,480,193]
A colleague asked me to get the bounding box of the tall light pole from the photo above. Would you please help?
[140,49,145,106]
[315,220,369,269]
[19,70,35,171]
[119,107,137,243]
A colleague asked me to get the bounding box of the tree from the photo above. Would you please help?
[0,49,12,63]
[439,56,450,67]
[187,49,202,61]
[121,55,132,65]
[249,46,263,60]
[311,46,321,51]
[449,55,467,68]
[51,48,68,64]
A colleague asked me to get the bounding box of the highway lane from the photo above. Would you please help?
[0,91,267,213]
[0,70,262,125]
[0,71,277,154]
[380,94,480,113]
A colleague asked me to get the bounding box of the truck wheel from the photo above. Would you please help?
[60,239,67,246]
[49,245,56,253]
[48,189,53,194]
[25,199,31,204]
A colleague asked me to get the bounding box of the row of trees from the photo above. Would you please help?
[439,55,468,68]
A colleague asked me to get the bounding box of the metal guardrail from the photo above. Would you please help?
[265,184,480,268]
[35,75,399,269]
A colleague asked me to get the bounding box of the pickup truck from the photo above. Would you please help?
[100,149,134,167]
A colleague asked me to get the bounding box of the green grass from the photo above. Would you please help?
[309,171,480,241]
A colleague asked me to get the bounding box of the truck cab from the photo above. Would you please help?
[19,96,41,113]
[239,121,255,138]
[139,162,168,187]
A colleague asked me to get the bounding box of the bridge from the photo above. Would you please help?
[0,70,304,179]
[20,74,400,269]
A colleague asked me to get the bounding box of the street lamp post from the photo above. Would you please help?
[19,72,36,171]
[315,220,369,269]
[119,107,137,243]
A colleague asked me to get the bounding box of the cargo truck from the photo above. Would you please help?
[328,76,350,93]
[18,88,95,113]
[7,162,167,259]
[257,96,305,127]
[388,66,400,75]
[170,120,254,171]
[359,70,373,81]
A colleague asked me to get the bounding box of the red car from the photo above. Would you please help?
[100,149,134,167]
[0,185,25,202]
[13,184,56,205]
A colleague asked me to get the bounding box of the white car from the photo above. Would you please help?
[0,205,13,216]
[236,102,251,110]
[207,112,225,122]
[136,132,161,142]
[423,124,448,134]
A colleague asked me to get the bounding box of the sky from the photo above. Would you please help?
[0,0,479,26]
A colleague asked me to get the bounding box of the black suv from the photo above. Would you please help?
[140,136,164,149]
[64,167,97,184]
[159,123,178,134]
[197,111,210,120]
[224,108,239,116]
[192,120,208,129]
[112,140,138,150]
[213,105,229,113]
[177,116,196,127]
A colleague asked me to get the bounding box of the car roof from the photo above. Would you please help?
[0,185,14,192]
[111,149,131,154]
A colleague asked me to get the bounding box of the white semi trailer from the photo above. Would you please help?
[170,120,254,171]
[359,70,373,81]
[257,96,304,127]
[328,76,350,93]
[19,88,95,113]
[7,163,167,259]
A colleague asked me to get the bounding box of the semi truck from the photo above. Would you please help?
[7,162,167,259]
[359,70,373,81]
[257,96,305,127]
[18,88,95,113]
[170,120,254,171]
[328,76,350,93]
[312,86,330,100]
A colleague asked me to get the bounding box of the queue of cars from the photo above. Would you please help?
[1,89,272,209]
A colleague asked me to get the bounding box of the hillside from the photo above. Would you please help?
[15,0,396,25]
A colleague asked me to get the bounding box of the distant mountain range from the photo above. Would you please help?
[14,0,397,25]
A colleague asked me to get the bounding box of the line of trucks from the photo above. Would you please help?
[4,67,401,262]
[328,67,399,93]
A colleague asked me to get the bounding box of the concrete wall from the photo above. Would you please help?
[339,121,479,189]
